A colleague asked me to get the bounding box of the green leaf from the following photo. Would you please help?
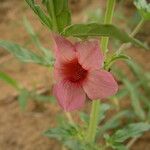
[105,54,130,70]
[123,79,146,120]
[0,40,54,66]
[104,134,128,150]
[62,23,148,49]
[112,144,128,150]
[0,71,20,90]
[25,0,52,29]
[23,17,43,50]
[98,110,130,136]
[127,61,150,97]
[32,93,56,104]
[79,112,89,124]
[114,88,128,100]
[111,122,150,142]
[44,124,78,141]
[98,103,110,124]
[44,0,71,33]
[23,16,53,57]
[18,89,30,110]
[134,0,150,20]
[80,104,110,126]
[64,140,100,150]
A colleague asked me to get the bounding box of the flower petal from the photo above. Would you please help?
[83,70,118,100]
[53,80,86,111]
[52,33,76,62]
[75,40,104,70]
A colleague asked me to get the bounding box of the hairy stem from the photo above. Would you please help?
[101,0,116,52]
[65,112,75,125]
[86,101,100,143]
[126,136,139,149]
[130,18,144,37]
[47,0,58,32]
[86,0,116,144]
[116,18,144,55]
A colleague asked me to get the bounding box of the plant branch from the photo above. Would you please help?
[86,101,100,143]
[116,18,145,55]
[101,0,116,53]
[86,0,116,144]
[47,0,58,32]
[65,112,75,125]
[126,136,139,149]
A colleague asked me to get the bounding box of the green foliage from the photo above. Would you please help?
[42,0,71,32]
[26,0,71,33]
[25,0,52,29]
[23,17,47,53]
[44,122,101,150]
[98,110,130,137]
[114,87,128,100]
[0,71,55,110]
[127,61,150,97]
[44,124,79,141]
[123,79,146,120]
[18,89,56,111]
[104,53,130,70]
[113,58,150,121]
[113,67,146,120]
[86,8,104,23]
[97,103,111,124]
[134,0,150,20]
[79,112,89,125]
[23,17,55,65]
[62,23,148,49]
[0,41,54,66]
[104,123,150,150]
[110,122,150,142]
[0,71,20,90]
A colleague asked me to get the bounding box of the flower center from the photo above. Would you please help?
[62,58,88,83]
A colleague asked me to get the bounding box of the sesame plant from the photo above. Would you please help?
[0,0,150,150]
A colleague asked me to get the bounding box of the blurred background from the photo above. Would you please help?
[0,0,150,150]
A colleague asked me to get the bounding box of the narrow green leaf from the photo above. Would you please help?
[105,54,130,70]
[123,79,146,120]
[0,40,54,66]
[44,0,71,32]
[79,112,89,124]
[25,0,52,29]
[23,17,41,48]
[98,111,130,136]
[33,93,56,104]
[98,103,110,123]
[104,134,128,150]
[111,122,150,142]
[134,0,150,20]
[114,88,128,100]
[0,71,20,90]
[44,124,78,141]
[127,61,150,97]
[23,17,51,55]
[62,23,148,49]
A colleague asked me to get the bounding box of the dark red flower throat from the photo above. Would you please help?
[62,58,88,83]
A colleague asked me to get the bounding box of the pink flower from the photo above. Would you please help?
[52,34,118,111]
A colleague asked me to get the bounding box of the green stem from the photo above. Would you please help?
[47,0,58,32]
[65,112,75,125]
[86,101,100,143]
[116,18,144,55]
[86,0,116,144]
[101,0,116,52]
[130,18,144,37]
